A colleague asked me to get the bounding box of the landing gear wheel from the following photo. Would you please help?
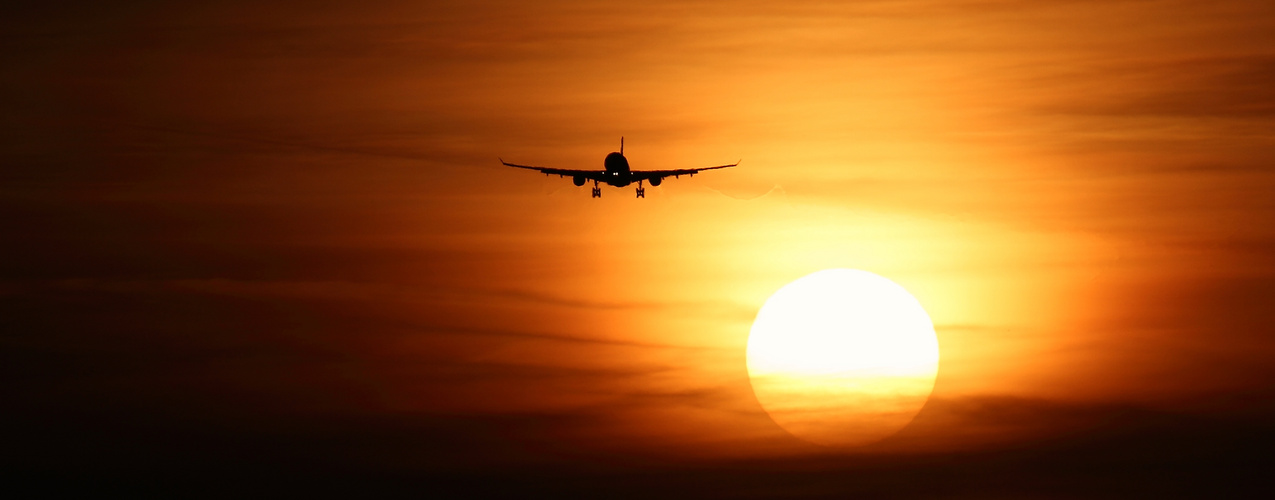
[635,180,645,198]
[591,180,601,198]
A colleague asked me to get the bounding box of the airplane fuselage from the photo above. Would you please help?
[603,151,632,186]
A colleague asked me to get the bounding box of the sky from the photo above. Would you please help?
[4,0,1274,496]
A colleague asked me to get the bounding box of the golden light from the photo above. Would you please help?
[747,269,940,447]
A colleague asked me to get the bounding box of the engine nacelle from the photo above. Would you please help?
[573,175,586,186]
[649,177,662,186]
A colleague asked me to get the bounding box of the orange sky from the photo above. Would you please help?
[4,0,1275,493]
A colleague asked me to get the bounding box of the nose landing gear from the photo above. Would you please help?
[635,179,645,198]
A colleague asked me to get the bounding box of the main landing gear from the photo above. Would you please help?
[588,180,647,198]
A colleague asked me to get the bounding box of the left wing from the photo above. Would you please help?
[500,159,610,182]
[629,161,740,183]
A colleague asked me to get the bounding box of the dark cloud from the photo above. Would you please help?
[9,390,1272,497]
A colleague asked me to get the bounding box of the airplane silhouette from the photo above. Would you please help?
[501,138,738,198]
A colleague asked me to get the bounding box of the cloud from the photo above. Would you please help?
[1034,55,1275,119]
[10,387,1272,497]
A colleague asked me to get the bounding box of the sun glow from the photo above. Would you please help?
[747,269,940,447]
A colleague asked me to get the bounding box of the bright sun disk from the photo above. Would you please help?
[747,269,940,447]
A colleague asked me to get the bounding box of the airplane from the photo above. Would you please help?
[500,138,738,198]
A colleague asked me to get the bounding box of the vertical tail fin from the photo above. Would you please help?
[620,137,624,155]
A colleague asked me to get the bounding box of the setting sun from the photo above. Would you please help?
[747,269,940,447]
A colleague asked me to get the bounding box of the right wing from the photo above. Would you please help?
[500,159,609,181]
[629,161,740,183]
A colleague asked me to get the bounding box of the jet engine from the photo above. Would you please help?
[649,177,662,186]
[573,175,586,186]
